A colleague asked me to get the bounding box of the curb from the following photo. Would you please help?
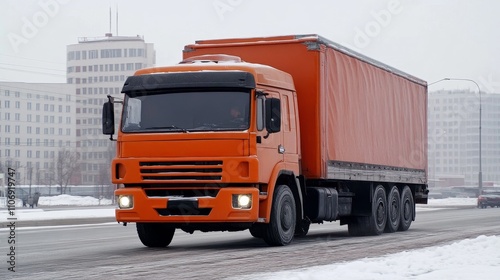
[0,217,116,228]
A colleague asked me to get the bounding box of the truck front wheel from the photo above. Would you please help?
[263,185,296,246]
[136,222,175,247]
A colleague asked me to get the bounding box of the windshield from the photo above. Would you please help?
[121,90,250,132]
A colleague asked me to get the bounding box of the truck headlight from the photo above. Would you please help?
[232,194,252,209]
[118,195,133,209]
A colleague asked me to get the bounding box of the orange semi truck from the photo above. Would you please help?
[102,34,428,247]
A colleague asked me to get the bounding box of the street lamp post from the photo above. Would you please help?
[428,78,482,196]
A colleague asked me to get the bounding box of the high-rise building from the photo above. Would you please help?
[428,90,500,187]
[0,82,76,186]
[66,33,155,184]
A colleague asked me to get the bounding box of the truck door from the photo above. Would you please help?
[255,90,284,182]
[281,91,299,169]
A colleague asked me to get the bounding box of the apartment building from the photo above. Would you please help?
[66,33,155,184]
[428,90,500,186]
[0,82,76,185]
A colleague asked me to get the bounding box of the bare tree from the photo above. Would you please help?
[55,148,80,195]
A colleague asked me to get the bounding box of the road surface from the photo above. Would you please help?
[1,206,499,279]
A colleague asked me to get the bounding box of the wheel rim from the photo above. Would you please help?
[280,198,293,231]
[390,197,399,222]
[403,199,411,221]
[376,199,386,226]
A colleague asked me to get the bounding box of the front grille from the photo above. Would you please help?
[139,161,223,181]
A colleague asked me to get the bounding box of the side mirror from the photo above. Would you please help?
[102,101,115,136]
[265,98,281,133]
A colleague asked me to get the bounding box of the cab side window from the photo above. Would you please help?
[256,96,265,131]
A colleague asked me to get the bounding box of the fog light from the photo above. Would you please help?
[232,194,252,209]
[118,195,133,209]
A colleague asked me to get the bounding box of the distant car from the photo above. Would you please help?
[477,193,500,208]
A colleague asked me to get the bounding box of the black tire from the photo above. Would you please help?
[398,186,414,231]
[263,185,296,246]
[136,223,175,248]
[385,186,401,233]
[249,224,266,239]
[348,185,387,236]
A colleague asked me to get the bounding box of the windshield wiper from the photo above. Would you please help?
[145,125,188,133]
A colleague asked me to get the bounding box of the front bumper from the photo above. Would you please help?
[115,187,259,223]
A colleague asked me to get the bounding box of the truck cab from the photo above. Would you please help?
[103,54,303,246]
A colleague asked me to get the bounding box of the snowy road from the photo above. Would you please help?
[2,206,499,279]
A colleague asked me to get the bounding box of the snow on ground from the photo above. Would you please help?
[1,195,498,279]
[38,194,113,206]
[427,197,477,206]
[0,194,114,222]
[233,235,500,280]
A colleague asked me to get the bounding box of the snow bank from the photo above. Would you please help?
[239,235,500,280]
[38,194,113,206]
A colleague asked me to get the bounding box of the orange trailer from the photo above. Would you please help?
[103,34,428,247]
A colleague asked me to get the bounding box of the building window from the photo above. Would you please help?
[129,48,137,57]
[89,50,98,59]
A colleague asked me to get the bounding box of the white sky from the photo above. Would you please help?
[1,0,500,93]
[0,195,498,279]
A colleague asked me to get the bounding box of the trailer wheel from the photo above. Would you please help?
[385,186,401,233]
[136,223,175,247]
[263,185,296,246]
[348,185,387,236]
[398,186,414,231]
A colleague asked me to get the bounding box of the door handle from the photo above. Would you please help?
[278,145,285,154]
